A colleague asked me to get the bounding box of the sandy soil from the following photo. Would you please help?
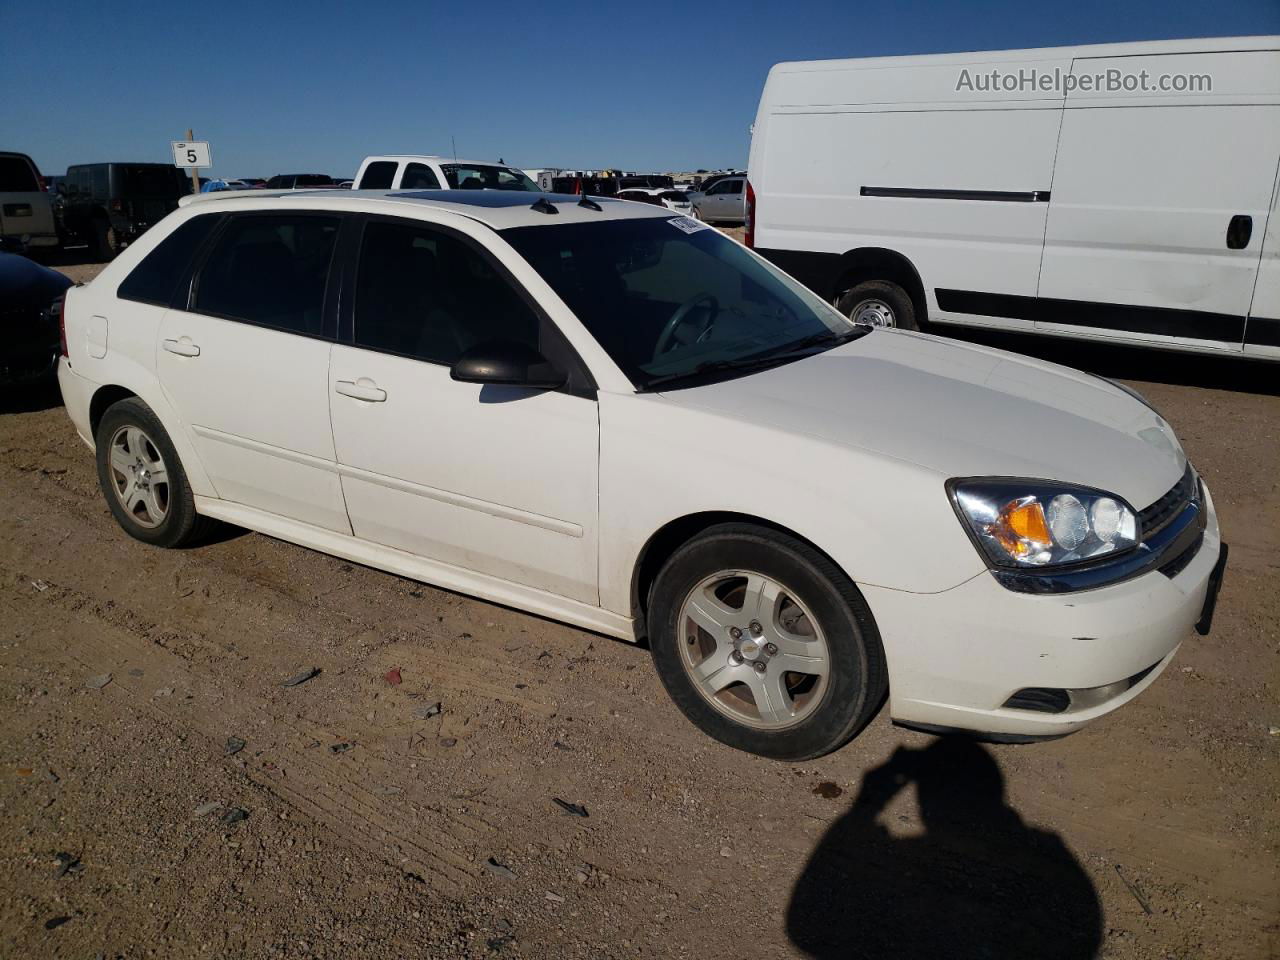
[1,256,1276,959]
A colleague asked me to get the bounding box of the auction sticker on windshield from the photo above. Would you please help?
[667,217,709,234]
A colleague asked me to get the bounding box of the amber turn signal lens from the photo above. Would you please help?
[991,498,1052,558]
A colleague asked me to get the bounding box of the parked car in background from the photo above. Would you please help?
[0,151,59,254]
[696,171,745,195]
[58,188,1224,759]
[617,188,694,216]
[60,163,190,261]
[200,179,254,193]
[0,252,70,385]
[240,178,267,188]
[747,36,1280,360]
[263,174,339,189]
[691,176,745,223]
[352,155,539,192]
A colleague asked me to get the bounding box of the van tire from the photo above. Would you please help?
[648,523,887,760]
[836,280,917,331]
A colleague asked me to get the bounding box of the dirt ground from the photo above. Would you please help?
[1,253,1276,960]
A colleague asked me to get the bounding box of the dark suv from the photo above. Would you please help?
[60,163,191,260]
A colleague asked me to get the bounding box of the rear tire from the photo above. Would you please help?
[93,221,120,262]
[648,523,887,760]
[835,279,918,331]
[95,397,213,548]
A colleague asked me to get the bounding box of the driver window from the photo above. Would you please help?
[400,163,441,189]
[354,219,541,365]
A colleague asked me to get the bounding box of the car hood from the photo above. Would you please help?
[662,329,1186,511]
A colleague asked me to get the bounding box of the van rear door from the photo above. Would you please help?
[1036,49,1280,351]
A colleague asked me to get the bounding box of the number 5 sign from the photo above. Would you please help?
[171,141,212,168]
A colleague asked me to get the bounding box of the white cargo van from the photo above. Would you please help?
[746,36,1280,360]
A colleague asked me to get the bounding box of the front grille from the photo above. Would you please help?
[1158,534,1203,578]
[1138,466,1196,541]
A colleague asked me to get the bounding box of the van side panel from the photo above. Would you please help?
[1036,51,1280,349]
[752,58,1065,325]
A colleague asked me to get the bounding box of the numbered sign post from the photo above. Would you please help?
[171,129,212,195]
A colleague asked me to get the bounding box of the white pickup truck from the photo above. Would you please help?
[0,151,58,253]
[352,155,540,192]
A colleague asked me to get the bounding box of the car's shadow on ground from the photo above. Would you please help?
[0,380,64,414]
[787,738,1102,960]
[941,327,1279,397]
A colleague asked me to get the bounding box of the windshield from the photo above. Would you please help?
[502,216,859,390]
[442,164,538,191]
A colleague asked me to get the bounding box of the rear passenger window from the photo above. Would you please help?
[354,219,540,365]
[194,214,339,335]
[358,161,397,190]
[399,163,440,189]
[118,215,220,306]
[0,155,39,191]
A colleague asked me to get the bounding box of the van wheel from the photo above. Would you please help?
[648,523,887,760]
[836,280,917,330]
[93,222,120,262]
[95,398,213,548]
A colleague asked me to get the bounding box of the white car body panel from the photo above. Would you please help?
[58,189,1222,741]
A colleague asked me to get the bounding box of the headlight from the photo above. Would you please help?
[949,479,1139,568]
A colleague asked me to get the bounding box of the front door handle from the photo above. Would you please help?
[1227,215,1253,250]
[162,337,200,357]
[335,378,387,403]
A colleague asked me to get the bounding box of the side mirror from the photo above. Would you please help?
[450,341,566,390]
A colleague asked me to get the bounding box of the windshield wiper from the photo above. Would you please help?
[641,328,866,392]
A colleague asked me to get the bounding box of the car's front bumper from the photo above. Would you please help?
[863,485,1223,739]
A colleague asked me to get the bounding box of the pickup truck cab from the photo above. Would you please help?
[0,151,58,253]
[353,155,539,192]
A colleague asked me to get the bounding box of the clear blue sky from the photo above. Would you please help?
[4,0,1278,179]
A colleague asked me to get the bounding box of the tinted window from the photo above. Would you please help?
[355,219,540,364]
[265,176,289,188]
[399,163,440,189]
[0,155,38,191]
[503,218,855,389]
[118,215,220,306]
[195,214,339,335]
[726,180,743,195]
[295,174,333,187]
[359,161,397,190]
[705,181,728,195]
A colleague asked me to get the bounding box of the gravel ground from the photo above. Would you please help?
[0,252,1276,959]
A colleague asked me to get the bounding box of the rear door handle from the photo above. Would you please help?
[335,378,387,403]
[1227,215,1253,250]
[162,337,200,357]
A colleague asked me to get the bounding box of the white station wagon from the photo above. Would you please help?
[57,189,1227,759]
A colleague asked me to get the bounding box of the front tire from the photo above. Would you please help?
[835,279,918,331]
[95,398,211,547]
[648,523,887,760]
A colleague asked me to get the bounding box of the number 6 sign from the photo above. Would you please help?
[171,141,212,168]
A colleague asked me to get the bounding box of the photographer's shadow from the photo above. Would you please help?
[788,739,1102,960]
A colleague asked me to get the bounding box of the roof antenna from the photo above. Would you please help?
[577,186,601,212]
[451,135,457,163]
[530,197,559,215]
